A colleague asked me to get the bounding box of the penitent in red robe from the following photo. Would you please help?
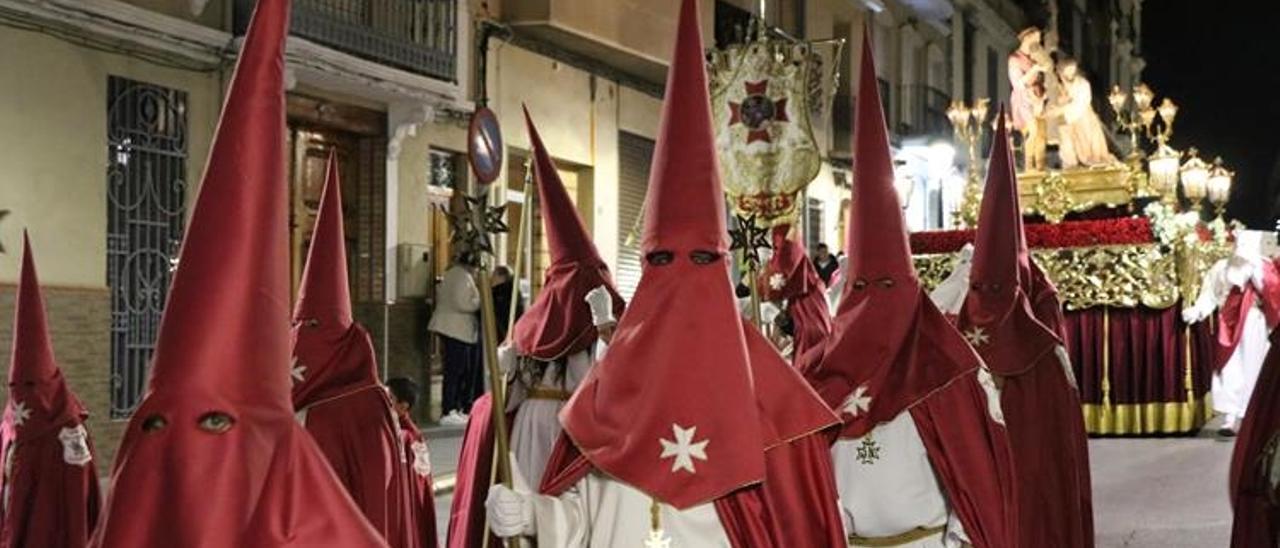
[292,153,418,548]
[1229,324,1280,547]
[958,111,1092,548]
[0,236,102,548]
[759,224,831,367]
[533,0,843,544]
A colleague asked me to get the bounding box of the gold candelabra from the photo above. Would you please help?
[946,98,990,228]
[1109,83,1181,200]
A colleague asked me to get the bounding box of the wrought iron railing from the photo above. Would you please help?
[899,84,950,137]
[235,0,457,82]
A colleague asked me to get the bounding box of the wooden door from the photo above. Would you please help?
[288,127,359,300]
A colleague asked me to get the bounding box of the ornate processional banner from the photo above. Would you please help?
[710,42,823,226]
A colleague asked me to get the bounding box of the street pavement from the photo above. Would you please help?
[426,422,1238,547]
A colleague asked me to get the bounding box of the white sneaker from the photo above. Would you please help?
[440,411,467,426]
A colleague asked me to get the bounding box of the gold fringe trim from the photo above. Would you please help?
[1082,397,1214,435]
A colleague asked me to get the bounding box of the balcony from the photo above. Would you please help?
[830,78,894,158]
[234,0,458,82]
[501,0,678,85]
[898,84,950,137]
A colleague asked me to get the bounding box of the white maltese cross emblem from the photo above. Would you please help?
[768,272,786,291]
[659,424,709,474]
[9,401,30,428]
[963,326,990,347]
[841,385,872,418]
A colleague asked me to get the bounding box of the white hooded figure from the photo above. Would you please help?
[929,243,976,316]
[499,284,619,489]
[1184,230,1275,435]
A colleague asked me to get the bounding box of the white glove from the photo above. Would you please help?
[497,343,517,375]
[486,484,534,537]
[1181,305,1207,325]
[485,452,536,537]
[584,285,616,327]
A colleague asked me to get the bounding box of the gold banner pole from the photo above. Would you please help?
[456,192,515,548]
[478,263,515,548]
[507,160,533,337]
[746,258,763,330]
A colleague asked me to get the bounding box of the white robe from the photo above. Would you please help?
[502,347,594,489]
[1191,258,1272,421]
[527,472,731,547]
[832,407,983,548]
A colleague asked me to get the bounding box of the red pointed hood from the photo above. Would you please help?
[144,0,293,415]
[291,153,380,409]
[91,1,385,545]
[806,30,983,439]
[511,108,625,360]
[640,0,727,256]
[559,0,770,509]
[760,224,824,301]
[957,109,1060,376]
[1006,114,1067,336]
[294,152,353,328]
[5,234,87,443]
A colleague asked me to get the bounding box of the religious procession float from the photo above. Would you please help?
[711,19,1243,436]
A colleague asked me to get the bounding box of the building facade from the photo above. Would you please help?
[0,0,1143,464]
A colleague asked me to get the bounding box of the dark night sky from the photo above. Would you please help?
[1142,1,1280,228]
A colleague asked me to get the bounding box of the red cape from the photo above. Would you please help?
[397,410,438,548]
[1217,261,1280,372]
[1230,327,1280,546]
[302,384,416,547]
[0,424,101,548]
[445,394,501,548]
[1027,253,1096,546]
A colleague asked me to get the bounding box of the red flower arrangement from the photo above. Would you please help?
[909,217,1154,254]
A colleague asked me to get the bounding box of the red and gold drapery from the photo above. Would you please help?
[912,217,1227,435]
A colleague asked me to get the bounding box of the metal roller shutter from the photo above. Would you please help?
[617,131,654,299]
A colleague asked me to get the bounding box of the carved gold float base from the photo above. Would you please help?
[915,240,1228,310]
[1017,165,1147,223]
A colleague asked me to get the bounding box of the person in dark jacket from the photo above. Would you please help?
[811,243,839,285]
[491,265,524,343]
